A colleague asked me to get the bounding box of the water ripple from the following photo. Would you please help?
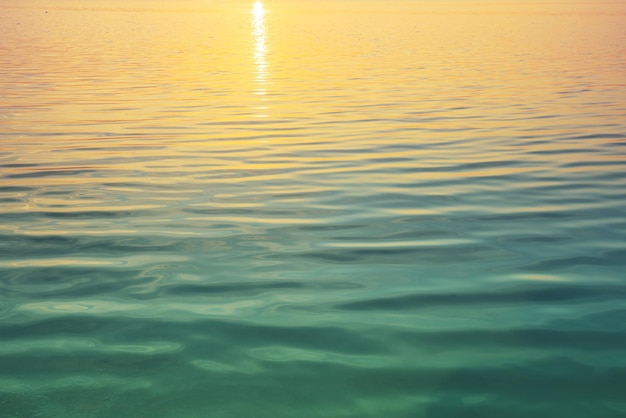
[1,0,626,416]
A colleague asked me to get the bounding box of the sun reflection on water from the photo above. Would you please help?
[252,0,268,116]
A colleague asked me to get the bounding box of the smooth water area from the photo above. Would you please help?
[1,0,626,416]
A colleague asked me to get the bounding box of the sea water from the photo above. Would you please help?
[1,0,625,416]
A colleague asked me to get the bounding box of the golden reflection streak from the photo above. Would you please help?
[252,0,268,116]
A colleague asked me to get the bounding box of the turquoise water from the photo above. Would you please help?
[1,1,626,416]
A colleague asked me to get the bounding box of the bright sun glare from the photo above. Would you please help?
[253,0,265,17]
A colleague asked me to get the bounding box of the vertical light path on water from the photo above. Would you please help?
[253,0,269,117]
[0,0,625,417]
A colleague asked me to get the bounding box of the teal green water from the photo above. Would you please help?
[1,1,626,416]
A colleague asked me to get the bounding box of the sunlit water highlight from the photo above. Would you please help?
[1,0,626,416]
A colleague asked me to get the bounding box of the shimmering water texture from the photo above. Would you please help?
[1,0,626,416]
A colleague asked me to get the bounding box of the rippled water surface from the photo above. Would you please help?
[1,0,626,416]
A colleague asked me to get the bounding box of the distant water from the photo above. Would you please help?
[1,0,626,416]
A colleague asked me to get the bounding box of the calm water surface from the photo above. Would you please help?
[1,0,626,416]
